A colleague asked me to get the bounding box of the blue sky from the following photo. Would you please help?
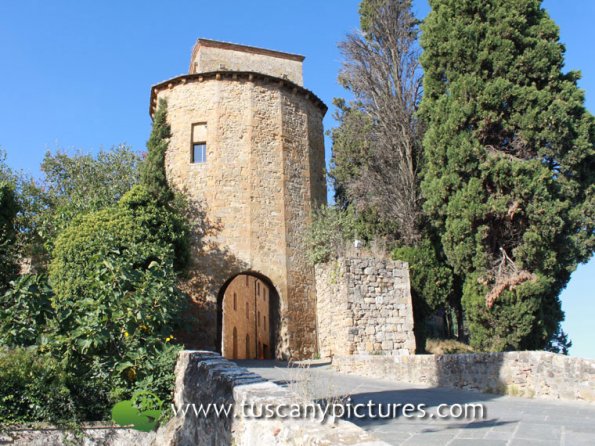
[0,1,593,358]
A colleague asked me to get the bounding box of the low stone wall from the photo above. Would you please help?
[6,352,387,446]
[1,426,154,445]
[156,351,388,445]
[333,351,595,403]
[315,257,416,358]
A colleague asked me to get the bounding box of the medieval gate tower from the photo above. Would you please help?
[150,39,327,360]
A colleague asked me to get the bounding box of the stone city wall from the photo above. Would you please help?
[333,351,595,403]
[315,257,416,358]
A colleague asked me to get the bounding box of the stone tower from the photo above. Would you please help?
[150,39,327,359]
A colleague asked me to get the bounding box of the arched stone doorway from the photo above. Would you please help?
[217,273,279,360]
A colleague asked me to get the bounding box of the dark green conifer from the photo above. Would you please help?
[420,0,594,350]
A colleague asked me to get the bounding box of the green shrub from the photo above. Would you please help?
[47,185,189,415]
[25,145,142,260]
[307,205,392,264]
[307,206,357,264]
[0,274,53,347]
[0,347,75,425]
[50,184,188,300]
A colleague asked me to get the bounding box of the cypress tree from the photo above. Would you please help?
[141,98,174,204]
[420,0,594,350]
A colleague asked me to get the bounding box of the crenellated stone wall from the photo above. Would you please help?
[333,351,595,403]
[315,257,416,358]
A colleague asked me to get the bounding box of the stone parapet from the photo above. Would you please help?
[156,351,389,445]
[333,351,595,403]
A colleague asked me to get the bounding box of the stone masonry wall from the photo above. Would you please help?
[155,351,388,446]
[333,351,595,403]
[191,42,304,86]
[315,257,416,358]
[2,427,154,446]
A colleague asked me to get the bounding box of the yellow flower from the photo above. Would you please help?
[124,331,129,337]
[126,367,137,381]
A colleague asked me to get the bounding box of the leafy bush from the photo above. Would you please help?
[28,146,142,258]
[0,97,191,424]
[307,205,394,264]
[50,184,188,301]
[0,347,75,425]
[308,206,357,264]
[47,184,189,415]
[0,274,53,347]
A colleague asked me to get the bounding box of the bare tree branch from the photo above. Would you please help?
[337,0,424,244]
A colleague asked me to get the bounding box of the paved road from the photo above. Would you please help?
[236,360,595,446]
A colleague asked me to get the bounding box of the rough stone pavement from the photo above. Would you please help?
[237,360,595,446]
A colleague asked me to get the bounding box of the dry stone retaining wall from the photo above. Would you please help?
[333,351,595,403]
[315,257,416,358]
